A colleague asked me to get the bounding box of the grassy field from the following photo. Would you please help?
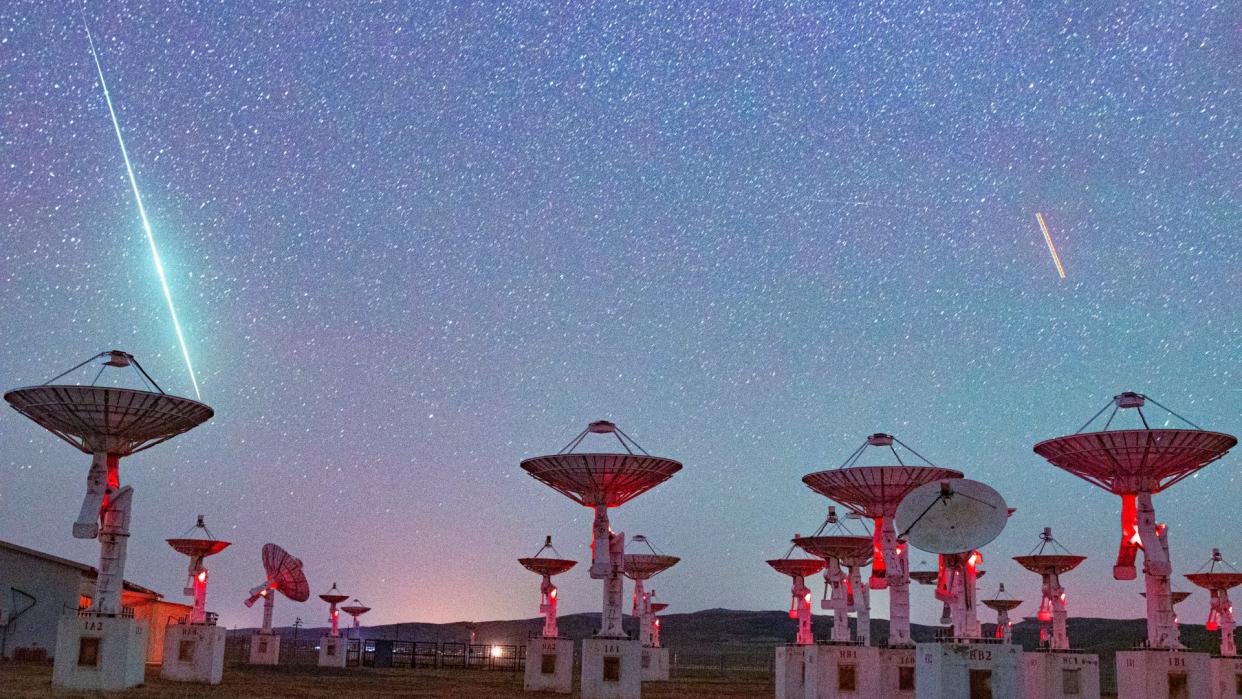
[0,663,773,698]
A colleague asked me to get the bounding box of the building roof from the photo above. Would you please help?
[0,539,164,598]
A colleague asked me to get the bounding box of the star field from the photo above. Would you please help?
[1,2,1239,630]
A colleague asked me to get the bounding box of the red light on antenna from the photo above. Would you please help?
[333,610,339,618]
[550,589,557,599]
[197,570,207,583]
[1038,599,1052,622]
[1207,619,1219,631]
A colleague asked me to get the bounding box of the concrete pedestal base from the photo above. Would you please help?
[52,613,147,690]
[318,635,348,668]
[915,640,1023,699]
[878,647,918,698]
[1210,657,1242,699]
[248,632,280,664]
[777,645,820,699]
[581,637,642,699]
[524,637,573,694]
[776,644,883,699]
[160,623,225,684]
[1116,650,1211,699]
[1022,651,1100,699]
[641,647,669,681]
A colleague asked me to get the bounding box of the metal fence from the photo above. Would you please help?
[225,636,526,671]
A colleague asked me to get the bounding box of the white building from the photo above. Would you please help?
[0,539,190,663]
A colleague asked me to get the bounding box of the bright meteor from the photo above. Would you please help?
[84,21,201,399]
[1035,212,1067,280]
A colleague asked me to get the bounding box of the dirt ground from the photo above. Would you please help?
[0,663,773,698]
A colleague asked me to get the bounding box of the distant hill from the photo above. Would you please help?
[228,608,1227,674]
[228,609,1228,692]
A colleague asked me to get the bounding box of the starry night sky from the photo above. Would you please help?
[1,2,1239,633]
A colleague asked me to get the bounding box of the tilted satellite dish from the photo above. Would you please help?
[245,543,310,634]
[895,478,1008,554]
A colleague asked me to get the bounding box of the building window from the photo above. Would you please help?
[541,654,556,675]
[1062,668,1081,695]
[899,666,916,690]
[838,664,857,691]
[257,639,268,653]
[603,656,621,682]
[78,595,92,610]
[78,638,101,667]
[327,643,336,657]
[178,640,196,662]
[642,652,651,669]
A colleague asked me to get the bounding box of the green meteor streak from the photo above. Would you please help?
[84,20,201,400]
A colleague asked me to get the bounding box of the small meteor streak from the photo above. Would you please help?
[1036,212,1067,279]
[84,20,201,399]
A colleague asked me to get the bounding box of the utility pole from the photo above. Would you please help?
[293,617,303,642]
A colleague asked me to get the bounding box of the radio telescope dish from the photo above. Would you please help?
[520,431,681,508]
[982,598,1022,613]
[244,543,308,637]
[340,599,371,641]
[767,558,826,578]
[895,478,1008,554]
[1034,391,1236,650]
[519,536,576,639]
[624,535,680,581]
[319,582,349,606]
[5,351,212,622]
[245,543,310,606]
[5,350,213,457]
[521,421,680,639]
[166,515,230,626]
[519,558,577,577]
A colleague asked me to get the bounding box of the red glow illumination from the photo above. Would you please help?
[872,520,887,580]
[1038,599,1052,622]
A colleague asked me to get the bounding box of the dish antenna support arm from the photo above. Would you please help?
[597,527,626,637]
[539,574,560,638]
[791,573,814,646]
[90,486,133,615]
[848,563,871,645]
[821,558,851,642]
[882,520,912,645]
[1209,588,1236,656]
[74,452,119,540]
[1132,492,1181,648]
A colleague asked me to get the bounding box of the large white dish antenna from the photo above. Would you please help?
[895,478,1008,554]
